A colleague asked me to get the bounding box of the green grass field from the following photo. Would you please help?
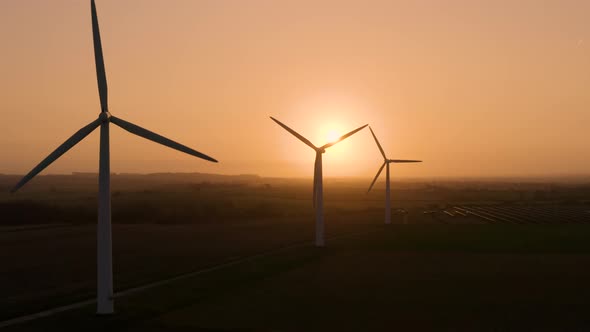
[5,223,590,331]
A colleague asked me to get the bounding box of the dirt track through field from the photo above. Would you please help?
[0,228,379,329]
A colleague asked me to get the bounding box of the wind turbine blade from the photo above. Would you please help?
[321,124,368,150]
[11,118,102,193]
[91,0,108,111]
[369,127,387,159]
[270,117,316,150]
[367,162,386,193]
[110,116,218,163]
[390,159,422,163]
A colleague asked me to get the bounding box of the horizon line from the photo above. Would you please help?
[1,171,590,182]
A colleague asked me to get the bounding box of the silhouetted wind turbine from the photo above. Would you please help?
[270,117,367,247]
[367,127,421,224]
[11,0,217,314]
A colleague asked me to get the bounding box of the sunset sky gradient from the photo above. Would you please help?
[1,0,589,178]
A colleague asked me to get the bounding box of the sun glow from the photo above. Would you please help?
[277,96,375,176]
[326,130,340,144]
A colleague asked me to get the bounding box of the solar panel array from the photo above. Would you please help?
[441,205,590,224]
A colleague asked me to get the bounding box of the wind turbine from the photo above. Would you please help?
[270,117,367,247]
[367,127,421,224]
[10,0,217,314]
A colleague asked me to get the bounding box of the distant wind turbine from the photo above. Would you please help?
[367,127,421,224]
[11,0,217,314]
[270,117,367,247]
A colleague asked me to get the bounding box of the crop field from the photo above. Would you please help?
[0,219,377,322]
[2,174,590,330]
[4,224,590,331]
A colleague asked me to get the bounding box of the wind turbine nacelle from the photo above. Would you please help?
[99,112,112,122]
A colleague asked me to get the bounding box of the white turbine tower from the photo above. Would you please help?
[11,0,217,314]
[367,127,421,224]
[270,117,367,247]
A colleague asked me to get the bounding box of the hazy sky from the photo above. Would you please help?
[1,0,589,178]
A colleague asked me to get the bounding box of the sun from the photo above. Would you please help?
[326,130,340,143]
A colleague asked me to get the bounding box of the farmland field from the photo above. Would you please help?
[0,220,377,321]
[4,224,590,331]
[1,174,590,330]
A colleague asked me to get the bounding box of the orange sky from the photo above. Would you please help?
[0,0,589,179]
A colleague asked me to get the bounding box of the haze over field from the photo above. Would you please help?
[1,0,589,178]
